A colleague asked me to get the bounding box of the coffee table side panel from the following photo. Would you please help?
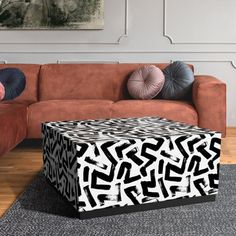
[75,133,222,213]
[204,132,221,194]
[42,124,79,211]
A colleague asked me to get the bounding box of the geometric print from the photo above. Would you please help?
[42,117,221,213]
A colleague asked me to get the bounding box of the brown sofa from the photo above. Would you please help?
[0,63,226,157]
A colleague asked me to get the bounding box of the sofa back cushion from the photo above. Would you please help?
[0,64,40,103]
[39,64,116,101]
[39,63,194,101]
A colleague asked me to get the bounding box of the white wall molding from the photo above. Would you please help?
[2,50,236,54]
[57,60,120,64]
[0,0,129,45]
[57,59,236,71]
[117,0,129,44]
[182,60,236,70]
[163,0,236,45]
[0,60,7,64]
[163,0,174,44]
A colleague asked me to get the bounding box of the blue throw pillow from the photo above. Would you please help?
[0,68,26,101]
[160,61,194,100]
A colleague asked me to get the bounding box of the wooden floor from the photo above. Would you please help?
[0,128,236,217]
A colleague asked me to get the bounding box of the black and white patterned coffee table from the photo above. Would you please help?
[42,117,221,219]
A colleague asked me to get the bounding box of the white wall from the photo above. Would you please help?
[0,0,235,126]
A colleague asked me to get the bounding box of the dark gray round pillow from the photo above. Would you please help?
[161,61,194,100]
[0,68,26,101]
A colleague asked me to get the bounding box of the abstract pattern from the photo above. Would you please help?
[42,117,221,213]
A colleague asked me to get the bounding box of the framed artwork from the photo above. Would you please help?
[0,0,104,29]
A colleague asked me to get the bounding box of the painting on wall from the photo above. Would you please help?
[0,0,104,30]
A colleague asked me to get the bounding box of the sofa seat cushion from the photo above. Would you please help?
[27,100,114,138]
[0,104,27,157]
[111,100,198,125]
[0,100,36,106]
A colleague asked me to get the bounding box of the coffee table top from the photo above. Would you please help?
[43,117,219,144]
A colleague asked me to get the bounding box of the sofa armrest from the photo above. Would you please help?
[0,104,27,157]
[192,75,226,137]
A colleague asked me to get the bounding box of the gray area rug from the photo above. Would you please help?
[0,165,236,236]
